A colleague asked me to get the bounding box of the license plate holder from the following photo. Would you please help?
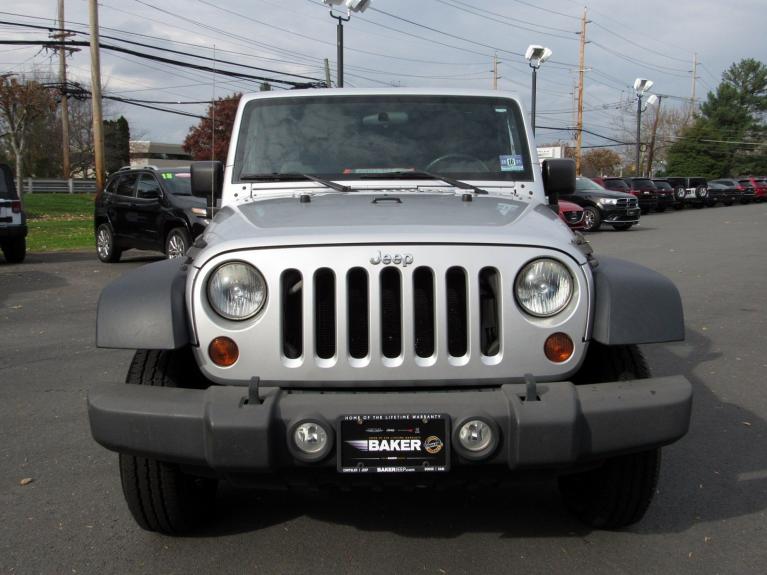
[338,414,450,474]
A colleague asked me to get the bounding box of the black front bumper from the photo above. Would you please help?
[601,205,640,224]
[88,376,692,474]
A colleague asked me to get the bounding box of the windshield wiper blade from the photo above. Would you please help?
[357,170,487,194]
[240,172,353,193]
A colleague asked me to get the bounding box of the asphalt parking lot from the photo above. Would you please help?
[1,203,766,575]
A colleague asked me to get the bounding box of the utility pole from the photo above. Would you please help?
[324,58,332,88]
[646,95,663,176]
[690,52,698,118]
[574,7,589,175]
[50,0,74,178]
[88,0,105,194]
[492,54,498,90]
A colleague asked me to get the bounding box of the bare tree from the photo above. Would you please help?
[0,74,55,194]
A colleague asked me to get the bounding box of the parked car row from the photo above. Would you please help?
[561,175,767,232]
[87,165,765,261]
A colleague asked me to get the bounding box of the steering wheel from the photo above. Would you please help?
[424,153,490,172]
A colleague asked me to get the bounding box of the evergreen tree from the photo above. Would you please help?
[667,59,767,177]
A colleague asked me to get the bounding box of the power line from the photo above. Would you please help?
[432,0,578,38]
[0,38,321,88]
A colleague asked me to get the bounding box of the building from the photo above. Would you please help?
[129,141,192,168]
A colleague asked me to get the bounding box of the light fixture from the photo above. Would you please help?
[525,44,553,69]
[633,77,654,95]
[525,45,552,135]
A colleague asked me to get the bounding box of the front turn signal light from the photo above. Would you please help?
[209,337,239,367]
[544,332,573,363]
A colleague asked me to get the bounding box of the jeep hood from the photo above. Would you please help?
[195,192,585,265]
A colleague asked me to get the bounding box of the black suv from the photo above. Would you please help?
[570,176,640,231]
[94,167,208,262]
[0,163,26,263]
[593,177,657,214]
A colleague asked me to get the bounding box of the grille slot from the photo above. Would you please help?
[281,269,303,359]
[380,267,402,358]
[314,268,336,359]
[347,268,369,359]
[479,267,501,356]
[413,267,435,358]
[446,267,468,357]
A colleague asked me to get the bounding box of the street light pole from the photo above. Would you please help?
[633,78,653,178]
[531,66,537,135]
[323,0,370,88]
[331,12,350,87]
[525,45,552,138]
[635,93,643,177]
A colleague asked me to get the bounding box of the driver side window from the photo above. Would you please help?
[137,174,161,199]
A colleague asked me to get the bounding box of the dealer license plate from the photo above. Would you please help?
[338,414,449,474]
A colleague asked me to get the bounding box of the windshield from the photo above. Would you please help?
[631,178,655,188]
[575,177,606,191]
[234,95,532,182]
[159,171,192,195]
[605,179,628,190]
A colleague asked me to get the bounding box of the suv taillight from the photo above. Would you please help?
[11,200,21,213]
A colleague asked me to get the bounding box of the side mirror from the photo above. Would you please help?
[542,159,576,197]
[191,161,224,204]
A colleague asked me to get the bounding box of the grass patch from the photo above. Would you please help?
[23,193,95,220]
[21,194,94,252]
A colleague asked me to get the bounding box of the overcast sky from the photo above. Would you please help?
[2,0,766,148]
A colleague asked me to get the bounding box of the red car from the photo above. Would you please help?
[737,177,767,202]
[558,200,585,230]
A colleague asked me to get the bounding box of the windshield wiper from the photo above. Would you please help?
[357,170,487,195]
[240,172,353,193]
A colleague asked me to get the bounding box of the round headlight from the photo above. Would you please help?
[514,258,573,317]
[207,262,267,320]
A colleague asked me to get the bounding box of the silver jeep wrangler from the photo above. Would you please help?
[88,89,692,534]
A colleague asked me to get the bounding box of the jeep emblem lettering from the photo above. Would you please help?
[370,250,414,267]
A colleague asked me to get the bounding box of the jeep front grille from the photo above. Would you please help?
[193,245,590,383]
[280,265,502,364]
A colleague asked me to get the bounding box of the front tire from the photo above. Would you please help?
[559,343,661,529]
[582,206,602,232]
[119,349,216,534]
[165,227,190,259]
[1,237,26,263]
[96,223,121,263]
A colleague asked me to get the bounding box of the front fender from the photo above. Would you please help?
[591,256,684,345]
[96,259,191,349]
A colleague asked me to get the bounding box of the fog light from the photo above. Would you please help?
[208,337,239,367]
[459,420,493,452]
[294,422,329,455]
[544,332,574,363]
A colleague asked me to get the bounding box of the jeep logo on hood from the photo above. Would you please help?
[370,250,414,267]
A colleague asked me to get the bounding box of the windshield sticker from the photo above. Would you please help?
[175,173,191,178]
[161,172,174,180]
[495,107,508,113]
[499,155,524,172]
